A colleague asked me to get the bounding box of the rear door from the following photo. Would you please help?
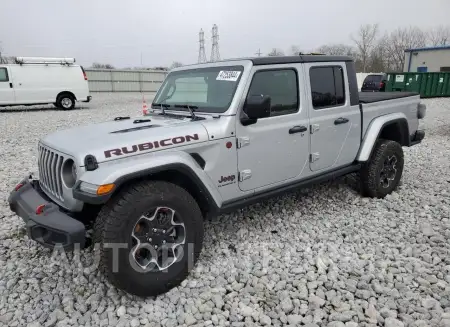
[306,63,361,172]
[0,67,15,105]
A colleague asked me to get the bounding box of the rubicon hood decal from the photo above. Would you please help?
[104,134,200,158]
[39,115,209,164]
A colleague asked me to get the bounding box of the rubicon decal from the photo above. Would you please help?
[104,134,199,158]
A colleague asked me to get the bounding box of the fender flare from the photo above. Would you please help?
[73,152,222,212]
[357,113,410,162]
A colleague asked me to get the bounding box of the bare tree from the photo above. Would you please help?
[0,42,5,64]
[91,62,115,69]
[316,44,357,57]
[383,26,427,71]
[351,24,379,72]
[289,45,301,56]
[170,61,183,69]
[427,25,450,46]
[267,48,285,56]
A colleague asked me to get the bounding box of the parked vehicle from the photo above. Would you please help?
[9,55,426,297]
[361,73,387,92]
[0,57,91,109]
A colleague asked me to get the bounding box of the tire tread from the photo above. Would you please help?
[93,180,204,296]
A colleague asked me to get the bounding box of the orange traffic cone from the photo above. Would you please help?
[142,95,148,115]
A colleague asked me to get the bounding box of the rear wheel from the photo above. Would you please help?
[56,94,75,110]
[93,180,204,297]
[360,139,404,198]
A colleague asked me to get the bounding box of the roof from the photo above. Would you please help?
[405,45,450,52]
[250,55,354,65]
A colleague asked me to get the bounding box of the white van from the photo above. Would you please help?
[0,57,91,110]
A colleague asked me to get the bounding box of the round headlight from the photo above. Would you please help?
[62,159,77,188]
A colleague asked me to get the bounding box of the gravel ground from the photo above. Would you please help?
[0,93,450,327]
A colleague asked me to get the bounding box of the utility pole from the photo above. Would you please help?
[255,49,262,57]
[198,29,207,64]
[210,24,221,62]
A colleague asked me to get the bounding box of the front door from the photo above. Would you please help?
[0,67,15,105]
[306,63,361,172]
[236,65,310,191]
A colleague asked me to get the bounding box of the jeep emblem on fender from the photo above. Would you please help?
[218,175,236,184]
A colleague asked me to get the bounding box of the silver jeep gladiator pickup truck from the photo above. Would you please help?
[8,55,426,297]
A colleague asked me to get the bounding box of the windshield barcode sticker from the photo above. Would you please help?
[216,71,241,81]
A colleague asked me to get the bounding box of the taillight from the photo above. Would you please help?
[81,66,88,81]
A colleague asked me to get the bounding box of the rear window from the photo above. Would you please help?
[364,75,382,83]
[0,68,8,82]
[310,66,346,109]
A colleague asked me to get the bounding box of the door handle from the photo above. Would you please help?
[289,126,307,134]
[9,82,13,88]
[334,117,349,125]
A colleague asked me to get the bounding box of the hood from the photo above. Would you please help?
[40,114,209,165]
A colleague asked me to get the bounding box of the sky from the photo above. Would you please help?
[1,0,449,68]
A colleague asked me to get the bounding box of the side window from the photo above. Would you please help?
[310,66,345,109]
[247,69,299,117]
[0,68,9,82]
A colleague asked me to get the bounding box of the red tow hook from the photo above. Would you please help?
[14,183,24,191]
[35,204,46,215]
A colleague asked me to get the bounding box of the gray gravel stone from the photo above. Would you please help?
[328,322,346,327]
[259,314,271,326]
[287,314,303,325]
[385,318,405,327]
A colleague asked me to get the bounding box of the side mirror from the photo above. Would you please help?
[243,95,271,122]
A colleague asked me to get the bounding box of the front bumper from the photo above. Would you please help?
[8,177,85,250]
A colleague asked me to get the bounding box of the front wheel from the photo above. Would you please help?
[360,139,404,198]
[93,181,204,297]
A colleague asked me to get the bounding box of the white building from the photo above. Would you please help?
[404,46,450,72]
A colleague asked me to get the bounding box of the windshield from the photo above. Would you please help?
[152,65,244,113]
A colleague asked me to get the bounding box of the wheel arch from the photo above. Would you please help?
[357,113,410,162]
[56,91,77,102]
[113,164,219,218]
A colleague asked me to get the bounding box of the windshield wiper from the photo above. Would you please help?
[174,104,199,120]
[151,103,171,115]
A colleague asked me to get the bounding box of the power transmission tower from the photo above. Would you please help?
[210,24,221,62]
[198,29,207,64]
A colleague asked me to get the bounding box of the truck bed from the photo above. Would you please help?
[359,92,419,104]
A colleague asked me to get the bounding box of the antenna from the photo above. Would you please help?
[0,42,4,64]
[210,24,221,62]
[198,29,207,64]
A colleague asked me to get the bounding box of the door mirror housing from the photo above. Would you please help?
[242,95,271,124]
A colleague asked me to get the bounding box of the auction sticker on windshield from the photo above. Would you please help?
[216,71,241,81]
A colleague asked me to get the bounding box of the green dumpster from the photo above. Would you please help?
[385,72,450,98]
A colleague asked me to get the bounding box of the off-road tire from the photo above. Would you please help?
[56,94,75,110]
[360,139,404,198]
[93,180,204,297]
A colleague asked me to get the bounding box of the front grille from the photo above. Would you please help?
[38,145,64,200]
